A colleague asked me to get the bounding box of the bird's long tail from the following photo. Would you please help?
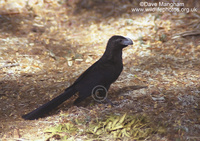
[22,86,77,120]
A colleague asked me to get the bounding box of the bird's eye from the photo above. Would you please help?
[118,39,122,42]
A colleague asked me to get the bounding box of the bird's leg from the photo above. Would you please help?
[105,98,115,106]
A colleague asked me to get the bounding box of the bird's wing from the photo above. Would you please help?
[72,60,101,85]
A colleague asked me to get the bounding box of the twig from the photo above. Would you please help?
[173,30,200,39]
[0,63,19,69]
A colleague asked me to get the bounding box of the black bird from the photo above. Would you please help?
[22,35,133,120]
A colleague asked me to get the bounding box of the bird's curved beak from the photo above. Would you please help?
[122,37,133,46]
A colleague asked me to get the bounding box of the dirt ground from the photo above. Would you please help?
[0,0,200,140]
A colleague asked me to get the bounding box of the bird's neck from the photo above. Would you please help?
[101,49,123,63]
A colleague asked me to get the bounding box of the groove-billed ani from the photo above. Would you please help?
[22,35,133,120]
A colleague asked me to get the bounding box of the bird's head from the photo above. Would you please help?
[107,35,133,49]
